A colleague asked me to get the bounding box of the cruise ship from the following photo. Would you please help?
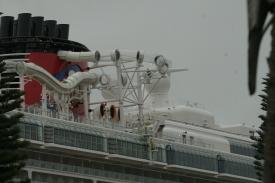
[0,13,259,183]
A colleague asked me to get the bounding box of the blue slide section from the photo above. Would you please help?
[54,64,81,80]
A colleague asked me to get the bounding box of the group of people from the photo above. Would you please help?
[99,103,119,122]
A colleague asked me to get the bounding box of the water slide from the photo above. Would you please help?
[8,61,97,94]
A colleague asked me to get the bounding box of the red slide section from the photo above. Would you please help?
[24,52,87,105]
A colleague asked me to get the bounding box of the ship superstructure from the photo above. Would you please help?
[0,13,259,183]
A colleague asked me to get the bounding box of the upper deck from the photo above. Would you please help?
[0,13,259,183]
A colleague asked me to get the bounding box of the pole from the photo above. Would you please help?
[136,64,143,129]
[116,57,124,125]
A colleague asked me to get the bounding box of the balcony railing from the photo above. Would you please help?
[21,106,128,131]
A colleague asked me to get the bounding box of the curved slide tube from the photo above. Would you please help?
[58,50,100,62]
[14,61,97,94]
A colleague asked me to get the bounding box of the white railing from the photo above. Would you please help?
[21,106,128,130]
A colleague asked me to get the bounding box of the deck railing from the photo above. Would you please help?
[21,106,128,130]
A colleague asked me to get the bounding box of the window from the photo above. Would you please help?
[25,125,31,139]
[220,153,257,179]
[18,123,42,141]
[32,172,94,183]
[228,139,255,157]
[182,134,186,144]
[190,136,194,145]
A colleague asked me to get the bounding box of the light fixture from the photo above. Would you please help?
[136,50,144,65]
[159,63,169,75]
[111,49,120,62]
[93,50,101,65]
[154,55,166,67]
[154,55,169,75]
[99,74,110,85]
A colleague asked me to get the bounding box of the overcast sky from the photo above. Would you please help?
[0,0,270,127]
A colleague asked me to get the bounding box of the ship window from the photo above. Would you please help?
[220,156,256,178]
[31,125,38,140]
[107,138,149,160]
[182,134,186,144]
[228,139,256,157]
[32,172,94,183]
[53,128,104,152]
[152,147,164,162]
[25,124,31,139]
[190,136,194,145]
[18,123,41,141]
[169,148,218,172]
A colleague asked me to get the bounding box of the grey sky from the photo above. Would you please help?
[0,0,270,127]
